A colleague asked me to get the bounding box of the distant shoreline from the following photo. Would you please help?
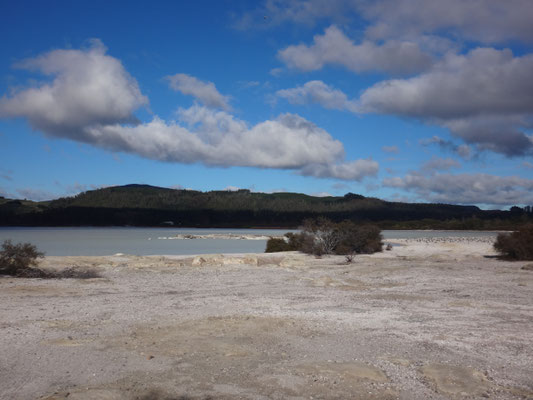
[0,225,511,232]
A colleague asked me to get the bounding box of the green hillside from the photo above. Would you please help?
[0,184,531,229]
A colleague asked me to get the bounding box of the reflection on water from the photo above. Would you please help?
[0,227,500,256]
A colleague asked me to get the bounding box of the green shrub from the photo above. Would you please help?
[265,238,293,252]
[334,222,383,255]
[0,239,45,276]
[265,232,309,253]
[265,218,383,257]
[494,224,533,260]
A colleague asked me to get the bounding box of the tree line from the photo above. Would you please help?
[1,184,531,229]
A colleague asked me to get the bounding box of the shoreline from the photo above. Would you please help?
[158,233,285,240]
[47,235,500,259]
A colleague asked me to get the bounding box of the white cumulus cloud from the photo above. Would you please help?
[359,48,533,119]
[0,39,148,139]
[359,48,533,156]
[85,105,377,180]
[166,73,231,110]
[276,80,357,112]
[0,42,378,182]
[361,0,533,44]
[278,25,432,75]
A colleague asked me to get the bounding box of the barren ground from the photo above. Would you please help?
[1,238,532,400]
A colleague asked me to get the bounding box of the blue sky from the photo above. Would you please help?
[0,0,532,208]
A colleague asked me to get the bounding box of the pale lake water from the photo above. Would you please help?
[0,227,500,256]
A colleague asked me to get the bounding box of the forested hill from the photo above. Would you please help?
[0,184,531,229]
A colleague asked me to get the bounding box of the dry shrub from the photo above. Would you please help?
[494,224,533,260]
[265,232,307,253]
[53,267,102,279]
[0,239,44,276]
[136,389,212,400]
[265,218,383,257]
[333,221,383,255]
[265,238,292,252]
[0,239,101,279]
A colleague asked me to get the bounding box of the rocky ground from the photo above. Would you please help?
[1,238,532,400]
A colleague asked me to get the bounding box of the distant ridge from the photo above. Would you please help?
[0,184,531,229]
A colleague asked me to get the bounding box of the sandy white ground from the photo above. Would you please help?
[162,234,284,240]
[1,238,532,400]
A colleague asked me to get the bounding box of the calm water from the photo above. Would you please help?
[0,227,499,256]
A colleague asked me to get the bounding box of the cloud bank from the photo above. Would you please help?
[88,107,342,169]
[277,48,533,157]
[243,0,533,45]
[269,1,533,160]
[359,48,533,156]
[0,43,377,182]
[383,173,533,206]
[360,0,533,44]
[87,106,376,181]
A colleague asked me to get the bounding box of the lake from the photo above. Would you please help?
[0,227,500,256]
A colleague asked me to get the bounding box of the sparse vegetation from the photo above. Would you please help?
[0,239,45,276]
[265,232,308,252]
[0,239,101,278]
[332,220,383,256]
[344,253,355,263]
[265,218,383,257]
[53,267,102,279]
[493,224,533,260]
[265,237,292,252]
[136,389,213,400]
